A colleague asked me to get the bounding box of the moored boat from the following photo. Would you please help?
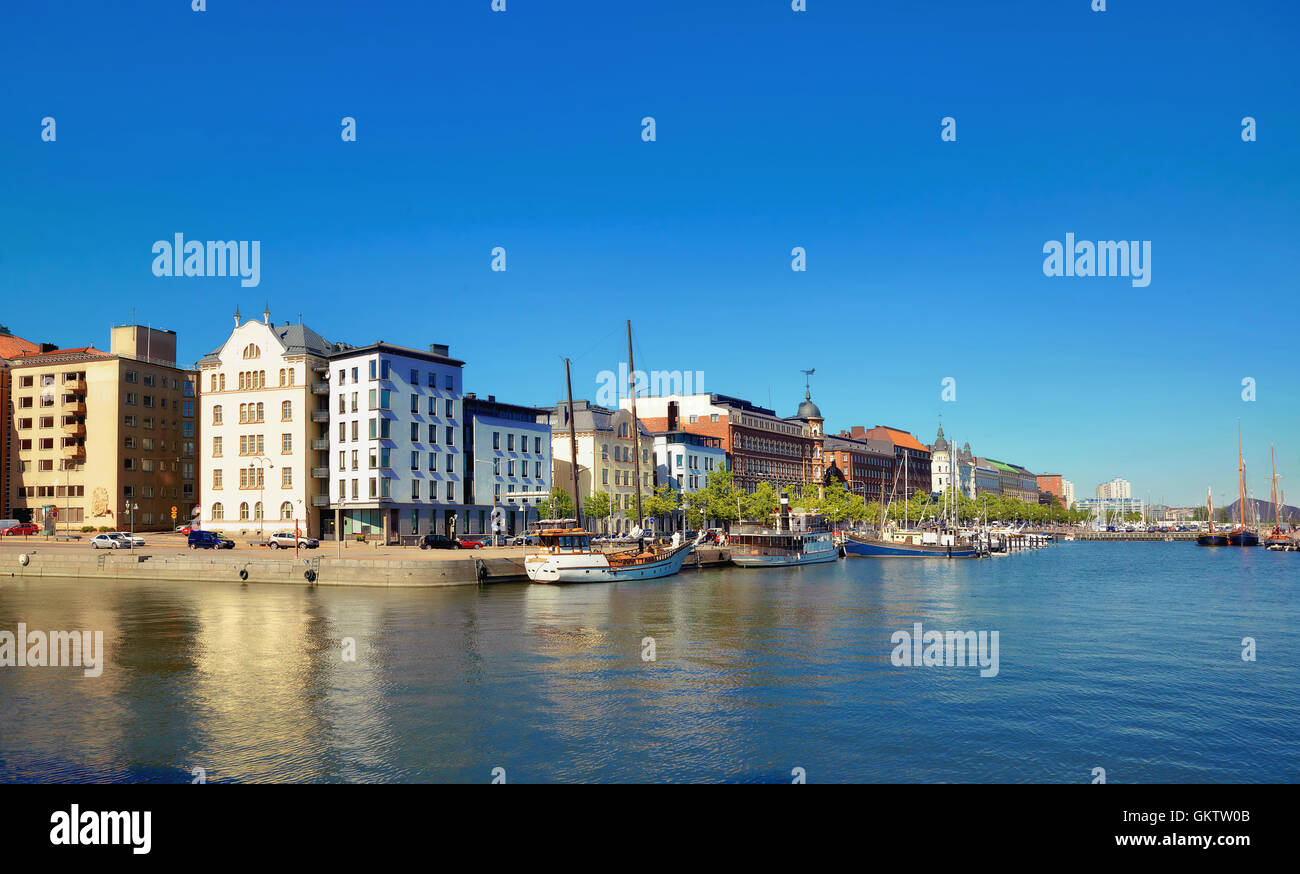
[1197,487,1229,547]
[844,529,978,558]
[524,520,694,582]
[728,499,840,567]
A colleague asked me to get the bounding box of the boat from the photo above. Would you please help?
[1227,421,1259,547]
[728,498,841,567]
[843,449,976,558]
[524,519,695,582]
[1262,446,1292,550]
[1197,487,1229,547]
[525,323,692,583]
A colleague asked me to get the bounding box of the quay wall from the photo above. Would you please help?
[2,545,736,588]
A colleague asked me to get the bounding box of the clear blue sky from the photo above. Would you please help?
[2,0,1296,506]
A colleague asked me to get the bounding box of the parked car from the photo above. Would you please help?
[419,534,461,550]
[266,531,319,549]
[112,531,146,547]
[2,522,40,536]
[507,534,537,546]
[188,530,235,550]
[456,537,485,549]
[90,533,128,549]
[174,525,195,535]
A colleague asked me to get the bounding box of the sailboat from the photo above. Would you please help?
[843,442,976,558]
[1196,487,1228,547]
[1228,421,1260,547]
[524,323,695,583]
[1263,446,1292,550]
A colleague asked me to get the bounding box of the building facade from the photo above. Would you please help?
[629,393,817,494]
[8,326,197,532]
[1,330,43,518]
[543,400,655,534]
[822,432,895,502]
[327,342,464,542]
[1036,473,1065,505]
[196,309,333,538]
[463,393,551,537]
[1096,477,1132,500]
[855,426,932,499]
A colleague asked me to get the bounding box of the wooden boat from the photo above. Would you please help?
[1263,447,1292,550]
[524,521,694,582]
[1197,487,1229,547]
[1227,422,1259,547]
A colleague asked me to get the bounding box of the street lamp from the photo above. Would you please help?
[124,501,139,550]
[254,455,275,537]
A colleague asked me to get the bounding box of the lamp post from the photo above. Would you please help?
[125,501,138,550]
[255,455,274,537]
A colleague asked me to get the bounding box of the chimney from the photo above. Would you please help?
[430,343,449,357]
[779,493,790,530]
[667,400,679,431]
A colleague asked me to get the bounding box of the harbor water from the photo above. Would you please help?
[1,542,1296,783]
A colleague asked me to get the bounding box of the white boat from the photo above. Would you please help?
[524,520,695,583]
[729,503,841,567]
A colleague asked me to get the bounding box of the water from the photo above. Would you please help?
[1,542,1297,783]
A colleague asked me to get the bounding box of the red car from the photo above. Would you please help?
[456,537,485,549]
[2,523,39,536]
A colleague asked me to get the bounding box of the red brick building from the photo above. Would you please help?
[852,425,932,499]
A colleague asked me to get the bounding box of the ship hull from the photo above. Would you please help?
[1228,531,1260,547]
[525,543,693,583]
[1197,534,1230,547]
[843,537,977,558]
[730,544,841,567]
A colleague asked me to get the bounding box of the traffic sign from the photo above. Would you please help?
[170,506,178,520]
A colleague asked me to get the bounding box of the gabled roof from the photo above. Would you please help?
[0,333,40,360]
[864,425,928,453]
[196,318,334,367]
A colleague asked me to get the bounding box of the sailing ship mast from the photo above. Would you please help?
[1237,420,1248,529]
[564,358,583,528]
[626,320,644,533]
[1206,486,1215,532]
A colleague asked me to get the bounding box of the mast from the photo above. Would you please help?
[1271,445,1280,529]
[1207,486,1215,533]
[1238,420,1246,528]
[626,320,644,530]
[564,358,582,527]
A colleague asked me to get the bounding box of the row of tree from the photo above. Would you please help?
[549,470,1101,532]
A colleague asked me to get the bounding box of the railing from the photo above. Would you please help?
[310,467,329,478]
[310,495,330,507]
[65,402,87,415]
[61,444,85,458]
[63,423,86,437]
[311,382,329,395]
[310,409,330,423]
[310,438,329,450]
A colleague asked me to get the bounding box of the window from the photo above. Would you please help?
[338,421,347,442]
[281,502,293,520]
[213,436,223,456]
[125,370,138,384]
[282,433,292,454]
[281,468,292,488]
[445,426,453,445]
[212,405,223,424]
[410,422,419,441]
[411,451,419,471]
[409,368,418,384]
[493,432,500,450]
[410,394,419,413]
[239,502,250,521]
[412,480,421,500]
[445,454,454,473]
[507,434,514,452]
[212,502,224,520]
[444,374,453,390]
[428,424,436,443]
[281,400,292,421]
[242,344,261,359]
[534,436,541,454]
[427,396,435,415]
[445,400,454,418]
[253,502,263,521]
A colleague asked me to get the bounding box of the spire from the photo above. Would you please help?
[234,306,241,327]
[263,303,271,325]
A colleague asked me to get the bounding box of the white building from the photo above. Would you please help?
[1062,479,1075,508]
[462,393,552,537]
[652,428,726,530]
[327,342,463,542]
[1096,477,1132,500]
[196,308,333,537]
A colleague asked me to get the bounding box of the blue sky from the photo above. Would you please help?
[2,0,1296,506]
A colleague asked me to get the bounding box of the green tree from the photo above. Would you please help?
[546,487,575,520]
[586,490,613,532]
[641,485,680,529]
[698,470,741,528]
[742,482,780,520]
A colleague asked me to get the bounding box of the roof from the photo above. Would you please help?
[196,319,336,367]
[0,333,40,360]
[932,424,949,451]
[10,346,114,365]
[864,425,928,453]
[542,401,651,437]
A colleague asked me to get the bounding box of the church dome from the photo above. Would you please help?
[932,424,949,451]
[796,398,822,420]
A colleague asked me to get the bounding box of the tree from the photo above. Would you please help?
[546,487,574,520]
[742,482,779,520]
[641,485,680,529]
[697,470,741,528]
[586,490,613,532]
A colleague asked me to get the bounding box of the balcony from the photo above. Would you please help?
[311,382,329,395]
[310,438,329,451]
[310,409,330,423]
[64,379,87,393]
[65,401,86,415]
[63,423,86,437]
[62,444,85,459]
[311,467,329,479]
[310,495,330,508]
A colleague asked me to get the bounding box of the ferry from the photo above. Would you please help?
[728,502,841,567]
[523,519,695,583]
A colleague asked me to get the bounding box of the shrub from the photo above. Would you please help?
[81,525,96,532]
